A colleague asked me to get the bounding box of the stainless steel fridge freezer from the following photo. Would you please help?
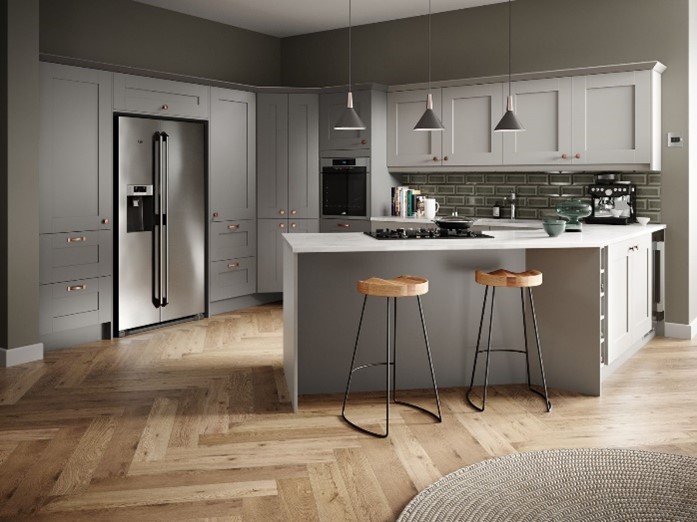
[116,116,205,333]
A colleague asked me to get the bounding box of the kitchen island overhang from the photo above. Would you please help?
[283,225,665,412]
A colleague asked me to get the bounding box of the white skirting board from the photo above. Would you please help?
[0,343,44,367]
[665,320,697,340]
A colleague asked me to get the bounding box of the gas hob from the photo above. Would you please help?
[365,228,493,240]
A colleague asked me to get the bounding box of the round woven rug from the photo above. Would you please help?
[397,448,697,521]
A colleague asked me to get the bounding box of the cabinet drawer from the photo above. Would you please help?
[40,276,112,335]
[320,219,371,233]
[211,258,256,301]
[211,221,256,261]
[114,73,210,120]
[40,230,112,284]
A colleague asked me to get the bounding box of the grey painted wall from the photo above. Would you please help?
[39,0,281,86]
[2,0,40,349]
[282,0,694,328]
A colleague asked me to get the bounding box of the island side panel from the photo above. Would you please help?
[282,241,299,412]
[526,247,602,396]
[295,249,534,396]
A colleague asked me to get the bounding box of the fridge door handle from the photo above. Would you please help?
[162,132,169,307]
[156,132,165,308]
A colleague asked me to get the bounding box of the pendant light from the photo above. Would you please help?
[334,0,366,131]
[414,0,444,131]
[494,0,524,132]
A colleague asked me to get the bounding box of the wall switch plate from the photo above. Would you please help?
[667,132,684,148]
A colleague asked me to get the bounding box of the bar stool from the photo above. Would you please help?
[342,275,442,438]
[466,269,552,412]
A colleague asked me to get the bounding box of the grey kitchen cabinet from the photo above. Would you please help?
[257,93,319,219]
[40,63,113,233]
[320,218,371,233]
[210,257,257,302]
[258,218,319,293]
[210,220,256,261]
[113,73,210,120]
[39,276,112,335]
[606,234,652,365]
[319,90,371,152]
[210,87,256,221]
[40,230,112,285]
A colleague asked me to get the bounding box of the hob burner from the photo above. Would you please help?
[366,228,493,240]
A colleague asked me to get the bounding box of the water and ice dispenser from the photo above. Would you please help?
[127,185,154,232]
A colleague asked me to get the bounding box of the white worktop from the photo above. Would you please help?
[283,223,665,254]
[371,216,544,228]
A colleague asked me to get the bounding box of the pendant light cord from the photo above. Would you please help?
[428,0,432,92]
[507,0,512,98]
[348,0,352,91]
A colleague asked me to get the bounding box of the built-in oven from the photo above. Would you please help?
[321,158,369,217]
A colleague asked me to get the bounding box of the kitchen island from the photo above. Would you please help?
[282,224,665,411]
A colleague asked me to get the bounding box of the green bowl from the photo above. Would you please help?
[543,219,566,237]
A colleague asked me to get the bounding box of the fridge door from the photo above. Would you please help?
[158,119,206,323]
[117,116,205,332]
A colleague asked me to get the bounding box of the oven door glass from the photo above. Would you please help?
[322,167,367,216]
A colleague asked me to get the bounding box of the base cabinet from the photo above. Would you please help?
[258,219,319,293]
[606,235,652,364]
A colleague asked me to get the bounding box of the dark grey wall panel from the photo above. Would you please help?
[40,0,281,86]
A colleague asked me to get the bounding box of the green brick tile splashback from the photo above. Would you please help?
[399,172,661,221]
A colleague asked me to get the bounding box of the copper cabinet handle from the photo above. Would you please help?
[279,223,286,229]
[290,210,297,215]
[432,156,439,162]
[227,224,240,230]
[227,262,240,269]
[360,139,367,145]
[102,218,110,225]
[67,284,86,292]
[212,212,219,219]
[279,209,286,215]
[290,222,297,228]
[161,104,169,110]
[561,153,569,160]
[575,153,582,159]
[337,223,351,228]
[443,156,449,161]
[66,236,87,243]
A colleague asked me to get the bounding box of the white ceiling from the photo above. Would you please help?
[134,0,509,38]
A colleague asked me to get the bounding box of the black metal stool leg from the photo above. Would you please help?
[528,288,552,412]
[467,286,496,411]
[521,288,532,388]
[341,296,390,438]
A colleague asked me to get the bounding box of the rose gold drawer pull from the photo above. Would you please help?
[67,284,87,292]
[227,262,240,269]
[66,236,87,243]
[227,224,240,230]
[337,223,351,228]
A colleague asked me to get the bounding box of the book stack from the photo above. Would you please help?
[391,186,422,217]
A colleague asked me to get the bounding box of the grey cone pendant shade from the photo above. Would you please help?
[334,0,366,131]
[414,0,444,131]
[494,0,524,132]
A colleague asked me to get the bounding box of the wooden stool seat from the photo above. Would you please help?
[357,275,429,298]
[475,269,542,288]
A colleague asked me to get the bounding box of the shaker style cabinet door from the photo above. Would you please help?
[387,89,443,167]
[257,219,287,293]
[210,88,256,221]
[287,94,319,219]
[442,83,504,166]
[502,77,573,166]
[572,71,653,167]
[257,94,289,219]
[40,63,113,233]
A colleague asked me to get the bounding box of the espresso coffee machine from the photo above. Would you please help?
[585,174,637,225]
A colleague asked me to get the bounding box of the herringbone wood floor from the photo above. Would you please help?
[1,302,696,520]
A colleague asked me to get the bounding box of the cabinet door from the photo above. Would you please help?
[113,73,210,120]
[289,219,319,235]
[210,220,256,261]
[319,90,371,152]
[257,94,289,219]
[40,276,111,335]
[442,84,503,166]
[630,235,653,343]
[288,94,319,219]
[502,78,572,165]
[210,257,256,302]
[607,242,631,364]
[387,89,443,167]
[319,219,371,233]
[40,230,112,284]
[210,88,256,221]
[257,219,287,293]
[40,63,112,233]
[572,71,652,165]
